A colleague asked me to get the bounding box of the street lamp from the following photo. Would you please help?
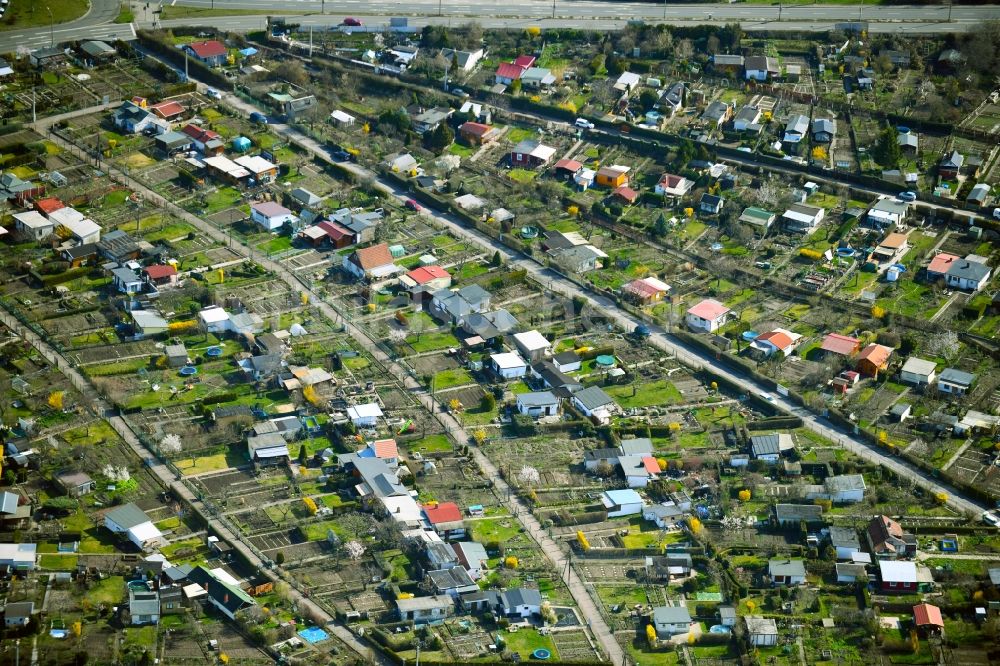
[45,5,54,47]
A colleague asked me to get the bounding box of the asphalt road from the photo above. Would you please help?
[173,0,995,23]
[162,0,1000,32]
[0,0,133,52]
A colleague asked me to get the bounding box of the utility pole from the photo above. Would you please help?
[552,0,556,19]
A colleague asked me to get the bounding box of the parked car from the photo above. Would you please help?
[993,207,1000,220]
[249,112,268,125]
[405,199,423,212]
[574,118,595,130]
[898,191,917,202]
[342,17,362,26]
[983,510,1000,527]
[205,88,222,100]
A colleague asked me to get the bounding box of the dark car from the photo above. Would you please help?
[343,17,362,26]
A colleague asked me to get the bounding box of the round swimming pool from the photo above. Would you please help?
[532,648,552,660]
[595,355,616,368]
[709,625,731,634]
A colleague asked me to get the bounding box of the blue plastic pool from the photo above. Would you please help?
[836,247,856,257]
[741,331,759,341]
[595,355,616,367]
[710,625,731,634]
[179,366,198,376]
[298,627,329,643]
[205,346,223,357]
[532,648,551,660]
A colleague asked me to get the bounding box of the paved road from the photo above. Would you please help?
[0,0,132,52]
[172,0,998,26]
[206,88,990,521]
[151,9,997,34]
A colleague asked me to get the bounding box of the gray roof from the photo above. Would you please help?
[583,447,619,462]
[712,54,744,66]
[290,187,321,206]
[946,259,990,283]
[652,605,691,625]
[785,114,810,135]
[769,559,806,577]
[82,41,116,57]
[836,562,869,578]
[573,385,615,411]
[0,492,19,515]
[745,615,777,634]
[56,470,93,488]
[518,391,558,407]
[812,118,836,136]
[750,434,781,456]
[872,198,908,216]
[396,595,453,612]
[941,150,963,168]
[112,267,141,284]
[619,438,653,455]
[890,402,912,417]
[703,101,729,121]
[4,601,34,620]
[106,503,151,530]
[129,589,160,616]
[165,344,187,358]
[164,564,194,582]
[501,587,542,609]
[825,474,866,492]
[989,568,1000,586]
[939,368,975,386]
[427,566,476,590]
[554,350,580,365]
[735,105,761,123]
[554,245,602,268]
[248,353,283,375]
[901,357,937,376]
[829,526,860,549]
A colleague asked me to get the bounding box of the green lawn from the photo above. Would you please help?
[174,450,245,476]
[406,330,460,353]
[606,379,683,408]
[88,576,126,605]
[470,517,522,545]
[0,0,88,30]
[506,127,536,144]
[433,367,474,390]
[258,235,294,254]
[204,187,244,215]
[498,627,558,659]
[509,169,538,184]
[448,143,476,158]
[39,554,78,570]
[407,433,453,453]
